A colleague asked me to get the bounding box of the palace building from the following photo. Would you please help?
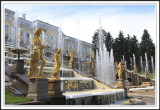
[5,8,93,61]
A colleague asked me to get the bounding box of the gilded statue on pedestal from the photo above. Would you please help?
[68,50,73,68]
[28,54,35,77]
[117,62,123,80]
[28,27,46,78]
[69,50,73,62]
[133,64,136,74]
[51,49,61,80]
[91,51,95,62]
[124,61,127,69]
[145,66,147,73]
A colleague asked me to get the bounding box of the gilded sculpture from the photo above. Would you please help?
[117,62,123,80]
[51,49,61,80]
[133,64,136,74]
[145,66,149,78]
[28,53,35,77]
[28,27,46,78]
[124,61,127,69]
[68,50,73,68]
[91,51,95,62]
[69,50,73,62]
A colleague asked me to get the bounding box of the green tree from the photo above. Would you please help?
[113,31,128,63]
[92,29,99,58]
[139,29,155,73]
[105,32,113,56]
[125,34,132,69]
[130,35,140,71]
[92,28,107,58]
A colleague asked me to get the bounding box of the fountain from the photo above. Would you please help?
[9,10,28,76]
[140,56,143,73]
[5,10,126,105]
[85,50,96,77]
[130,57,133,70]
[77,39,82,76]
[29,33,33,54]
[76,20,82,76]
[151,56,155,74]
[133,54,136,65]
[144,53,150,80]
[145,53,149,72]
[96,15,114,87]
[133,54,136,74]
[14,9,18,47]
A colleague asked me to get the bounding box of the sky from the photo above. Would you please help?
[4,2,157,44]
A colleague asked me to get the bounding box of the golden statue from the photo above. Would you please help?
[145,66,147,73]
[51,49,61,80]
[133,64,136,74]
[91,51,95,62]
[69,50,73,62]
[145,66,149,78]
[68,50,73,68]
[117,62,123,80]
[124,61,127,69]
[28,54,35,78]
[31,27,46,77]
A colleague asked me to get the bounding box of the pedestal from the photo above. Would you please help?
[27,78,50,101]
[11,59,24,76]
[117,79,123,88]
[48,79,63,98]
[132,74,138,85]
[48,79,65,104]
[145,73,149,79]
[68,61,73,68]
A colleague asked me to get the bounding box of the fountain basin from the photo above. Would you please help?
[63,89,125,105]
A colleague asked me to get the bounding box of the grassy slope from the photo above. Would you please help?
[5,89,33,104]
[138,72,155,79]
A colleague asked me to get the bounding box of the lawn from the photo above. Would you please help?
[138,72,155,79]
[5,89,33,104]
[148,73,155,79]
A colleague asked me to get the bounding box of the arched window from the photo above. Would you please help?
[50,36,53,48]
[51,36,53,40]
[20,30,23,41]
[69,44,72,50]
[5,25,9,31]
[5,33,9,40]
[26,32,29,38]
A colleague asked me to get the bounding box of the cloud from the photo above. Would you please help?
[49,7,156,44]
[4,4,156,44]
